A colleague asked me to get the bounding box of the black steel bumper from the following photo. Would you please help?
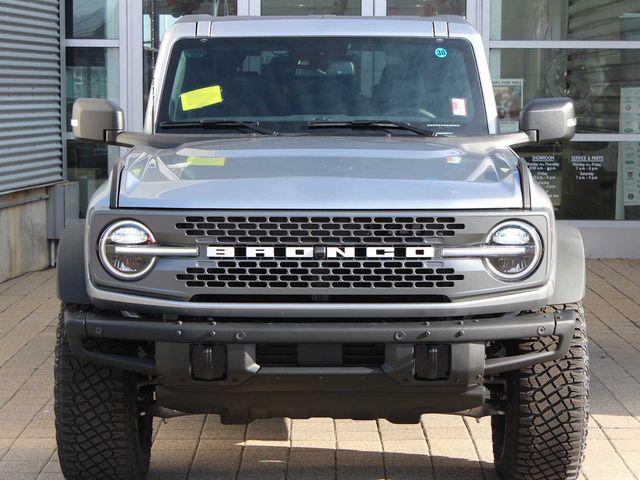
[64,309,577,423]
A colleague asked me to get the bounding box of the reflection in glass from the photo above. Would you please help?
[619,142,640,219]
[65,0,118,39]
[262,0,360,16]
[490,48,640,134]
[517,142,618,220]
[66,48,119,132]
[516,142,640,221]
[490,0,640,41]
[66,141,119,218]
[388,0,465,17]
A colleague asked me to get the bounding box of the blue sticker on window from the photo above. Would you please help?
[435,48,448,58]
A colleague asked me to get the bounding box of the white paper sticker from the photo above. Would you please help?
[451,98,467,116]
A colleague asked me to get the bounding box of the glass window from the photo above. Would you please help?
[66,141,118,218]
[66,48,119,131]
[516,141,640,221]
[65,0,119,39]
[388,0,465,17]
[490,0,640,41]
[157,37,488,136]
[490,48,640,134]
[261,0,360,15]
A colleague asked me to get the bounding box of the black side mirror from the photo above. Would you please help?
[520,97,576,143]
[71,98,125,144]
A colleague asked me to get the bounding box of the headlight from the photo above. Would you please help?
[484,221,542,281]
[98,220,157,280]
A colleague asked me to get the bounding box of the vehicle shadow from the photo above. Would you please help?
[148,416,499,479]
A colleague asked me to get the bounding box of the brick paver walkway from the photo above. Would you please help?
[1,260,639,479]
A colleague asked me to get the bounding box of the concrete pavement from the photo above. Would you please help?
[1,260,640,479]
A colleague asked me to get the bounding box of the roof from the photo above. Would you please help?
[171,15,475,38]
[175,14,470,25]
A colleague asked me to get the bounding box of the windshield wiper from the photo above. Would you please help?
[159,119,278,136]
[307,120,436,137]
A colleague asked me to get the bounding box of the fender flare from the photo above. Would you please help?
[56,221,91,305]
[549,223,586,305]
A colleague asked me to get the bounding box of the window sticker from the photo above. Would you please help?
[434,47,448,58]
[180,85,223,111]
[187,156,226,166]
[451,98,467,116]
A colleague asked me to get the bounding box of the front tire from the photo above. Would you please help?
[55,304,152,480]
[491,303,589,480]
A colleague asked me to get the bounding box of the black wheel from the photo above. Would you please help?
[55,304,152,480]
[492,303,589,480]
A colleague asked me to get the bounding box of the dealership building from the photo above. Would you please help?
[0,0,639,281]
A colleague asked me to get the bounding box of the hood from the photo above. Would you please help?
[118,136,523,210]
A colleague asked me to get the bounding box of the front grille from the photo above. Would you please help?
[177,260,464,289]
[176,215,465,244]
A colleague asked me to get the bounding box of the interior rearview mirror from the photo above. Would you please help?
[71,98,125,144]
[520,97,576,143]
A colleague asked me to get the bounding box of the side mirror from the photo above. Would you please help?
[71,98,124,144]
[520,97,576,143]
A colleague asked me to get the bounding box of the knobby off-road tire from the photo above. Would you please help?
[55,304,152,480]
[492,303,589,480]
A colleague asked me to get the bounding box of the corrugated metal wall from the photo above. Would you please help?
[0,0,63,194]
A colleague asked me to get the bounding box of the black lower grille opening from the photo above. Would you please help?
[255,343,386,367]
[256,343,297,367]
[343,343,385,366]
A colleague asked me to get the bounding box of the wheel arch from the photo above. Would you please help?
[56,221,91,305]
[549,222,586,305]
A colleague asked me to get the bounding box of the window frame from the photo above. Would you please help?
[483,1,640,224]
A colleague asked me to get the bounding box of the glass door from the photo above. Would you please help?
[250,0,475,20]
[259,0,362,16]
[386,0,466,17]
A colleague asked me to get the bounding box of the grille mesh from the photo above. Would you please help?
[177,260,464,290]
[176,216,465,245]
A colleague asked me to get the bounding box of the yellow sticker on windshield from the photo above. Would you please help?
[187,156,225,166]
[180,85,223,111]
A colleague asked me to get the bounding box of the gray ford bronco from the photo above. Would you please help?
[56,15,589,480]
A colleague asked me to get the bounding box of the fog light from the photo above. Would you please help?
[485,221,542,281]
[99,220,157,280]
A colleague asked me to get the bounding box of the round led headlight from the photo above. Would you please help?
[98,220,157,280]
[484,221,542,281]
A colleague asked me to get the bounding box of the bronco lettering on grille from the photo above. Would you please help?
[205,246,435,259]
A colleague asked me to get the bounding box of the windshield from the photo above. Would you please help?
[157,36,488,136]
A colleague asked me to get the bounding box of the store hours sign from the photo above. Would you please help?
[528,155,562,207]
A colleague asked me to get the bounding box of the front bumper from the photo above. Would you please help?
[64,309,577,423]
[87,280,555,318]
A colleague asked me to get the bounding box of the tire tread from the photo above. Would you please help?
[55,303,151,480]
[493,303,589,480]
